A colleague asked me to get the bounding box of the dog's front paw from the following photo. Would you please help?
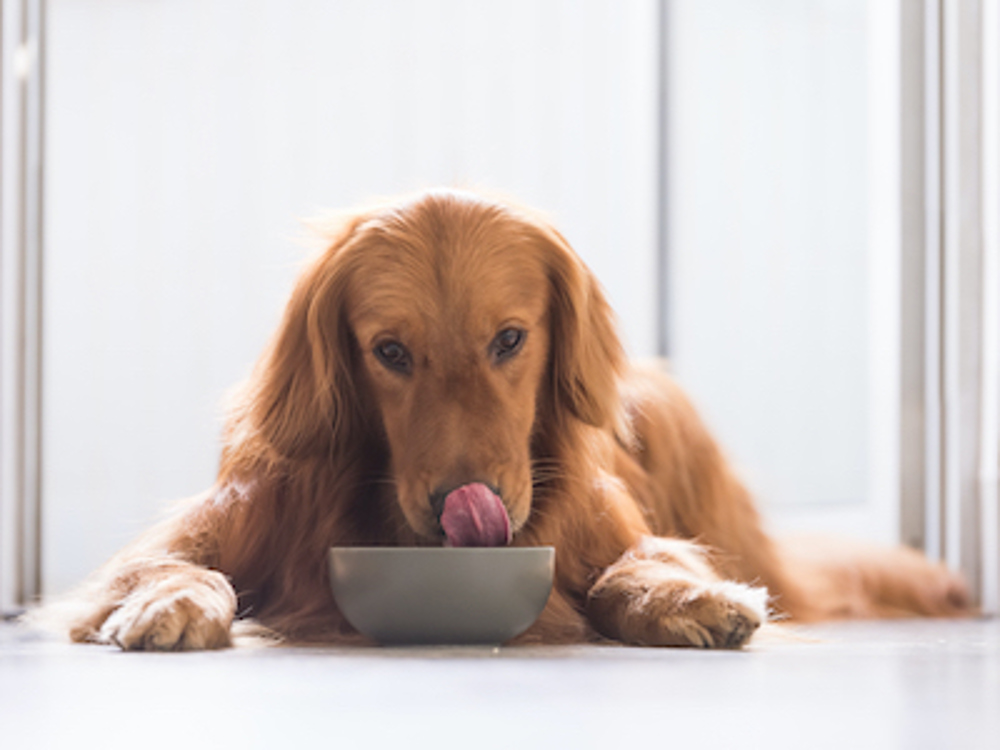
[649,580,768,649]
[98,568,236,651]
[589,569,769,649]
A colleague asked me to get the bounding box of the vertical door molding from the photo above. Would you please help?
[979,0,999,615]
[902,0,999,612]
[0,0,44,615]
[899,0,930,554]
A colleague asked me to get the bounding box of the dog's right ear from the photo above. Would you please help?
[222,213,370,470]
[537,223,625,431]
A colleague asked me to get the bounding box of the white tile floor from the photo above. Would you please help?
[2,618,998,750]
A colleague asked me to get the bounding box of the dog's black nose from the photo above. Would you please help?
[429,489,448,521]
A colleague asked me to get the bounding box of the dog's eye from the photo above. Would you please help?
[373,340,413,374]
[490,328,526,364]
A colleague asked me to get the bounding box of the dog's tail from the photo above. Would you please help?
[774,534,973,621]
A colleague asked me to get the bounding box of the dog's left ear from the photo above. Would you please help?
[537,224,625,430]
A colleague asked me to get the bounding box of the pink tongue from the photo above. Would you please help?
[440,483,512,547]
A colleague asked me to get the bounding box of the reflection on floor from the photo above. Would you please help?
[1,618,997,749]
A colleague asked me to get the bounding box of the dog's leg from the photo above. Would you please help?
[778,535,971,620]
[585,536,769,648]
[45,491,242,651]
[67,557,236,651]
[509,588,595,644]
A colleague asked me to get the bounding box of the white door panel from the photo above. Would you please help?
[43,0,658,594]
[667,0,900,543]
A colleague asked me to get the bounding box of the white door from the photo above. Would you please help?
[665,0,901,543]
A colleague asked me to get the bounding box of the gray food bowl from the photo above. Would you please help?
[328,546,554,645]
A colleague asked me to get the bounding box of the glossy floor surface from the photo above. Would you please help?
[2,618,998,749]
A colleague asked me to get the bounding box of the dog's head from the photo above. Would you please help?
[231,190,623,544]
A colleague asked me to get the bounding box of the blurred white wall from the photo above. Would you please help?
[42,0,658,593]
[667,0,898,540]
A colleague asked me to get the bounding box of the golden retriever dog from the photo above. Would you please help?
[53,189,969,650]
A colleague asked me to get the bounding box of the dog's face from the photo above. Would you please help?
[243,191,623,545]
[346,202,552,540]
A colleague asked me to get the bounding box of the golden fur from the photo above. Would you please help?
[52,189,969,650]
